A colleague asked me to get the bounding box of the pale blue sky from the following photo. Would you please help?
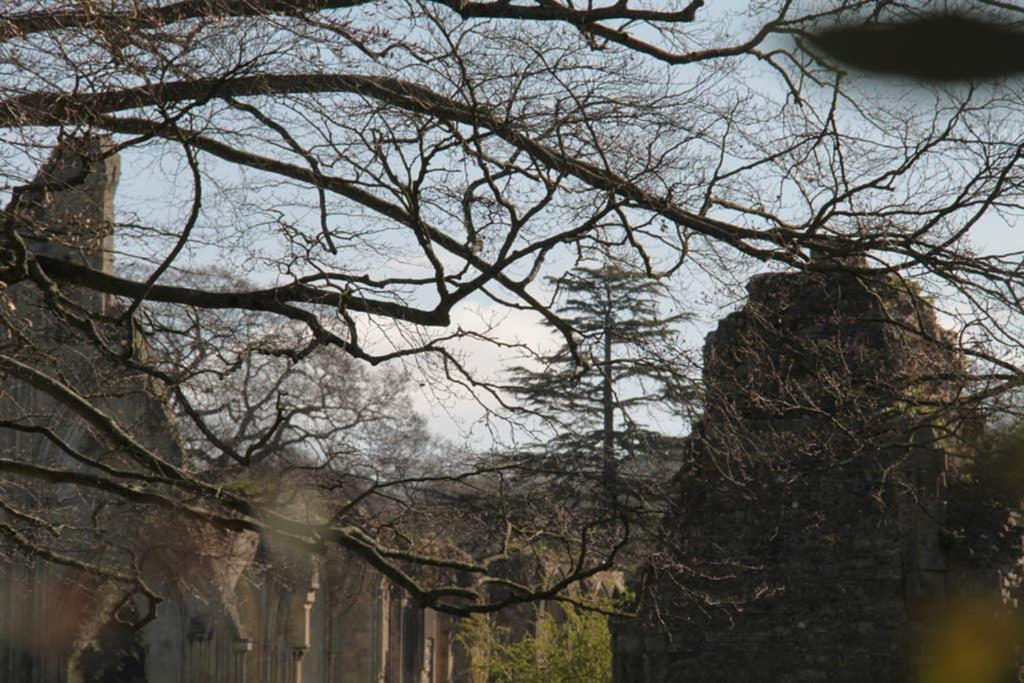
[5,0,1024,449]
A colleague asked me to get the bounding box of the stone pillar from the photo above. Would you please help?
[187,614,213,683]
[421,609,438,683]
[232,640,252,683]
[290,648,305,683]
[374,580,392,683]
[286,582,317,683]
[186,637,206,683]
[286,589,316,649]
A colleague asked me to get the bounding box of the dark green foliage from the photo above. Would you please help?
[507,262,697,470]
[456,604,613,683]
[953,421,1024,506]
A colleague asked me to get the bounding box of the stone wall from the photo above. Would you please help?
[613,266,1023,682]
[0,135,184,683]
[0,138,481,683]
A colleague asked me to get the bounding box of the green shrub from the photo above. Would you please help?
[458,604,612,683]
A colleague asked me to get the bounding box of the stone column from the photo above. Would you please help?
[291,647,305,683]
[187,614,213,683]
[286,586,317,683]
[186,637,206,683]
[374,580,392,683]
[232,640,252,683]
[421,608,438,683]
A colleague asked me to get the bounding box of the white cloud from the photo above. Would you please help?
[407,299,558,446]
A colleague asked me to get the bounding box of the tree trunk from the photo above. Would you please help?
[602,279,615,484]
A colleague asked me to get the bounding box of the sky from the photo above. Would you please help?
[5,0,1024,451]
[108,3,1024,447]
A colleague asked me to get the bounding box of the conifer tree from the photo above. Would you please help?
[507,261,698,478]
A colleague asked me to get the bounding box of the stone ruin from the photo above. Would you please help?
[612,265,1024,681]
[8,136,1024,682]
[0,137,485,683]
[0,136,623,683]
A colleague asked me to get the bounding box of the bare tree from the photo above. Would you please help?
[144,288,435,473]
[1,0,1024,624]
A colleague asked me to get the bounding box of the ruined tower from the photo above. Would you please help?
[613,265,1024,681]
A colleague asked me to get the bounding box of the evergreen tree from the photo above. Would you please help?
[507,261,698,478]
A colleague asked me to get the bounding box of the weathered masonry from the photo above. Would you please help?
[613,265,1024,681]
[0,138,477,683]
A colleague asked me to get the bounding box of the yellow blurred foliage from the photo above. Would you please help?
[916,597,1022,683]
